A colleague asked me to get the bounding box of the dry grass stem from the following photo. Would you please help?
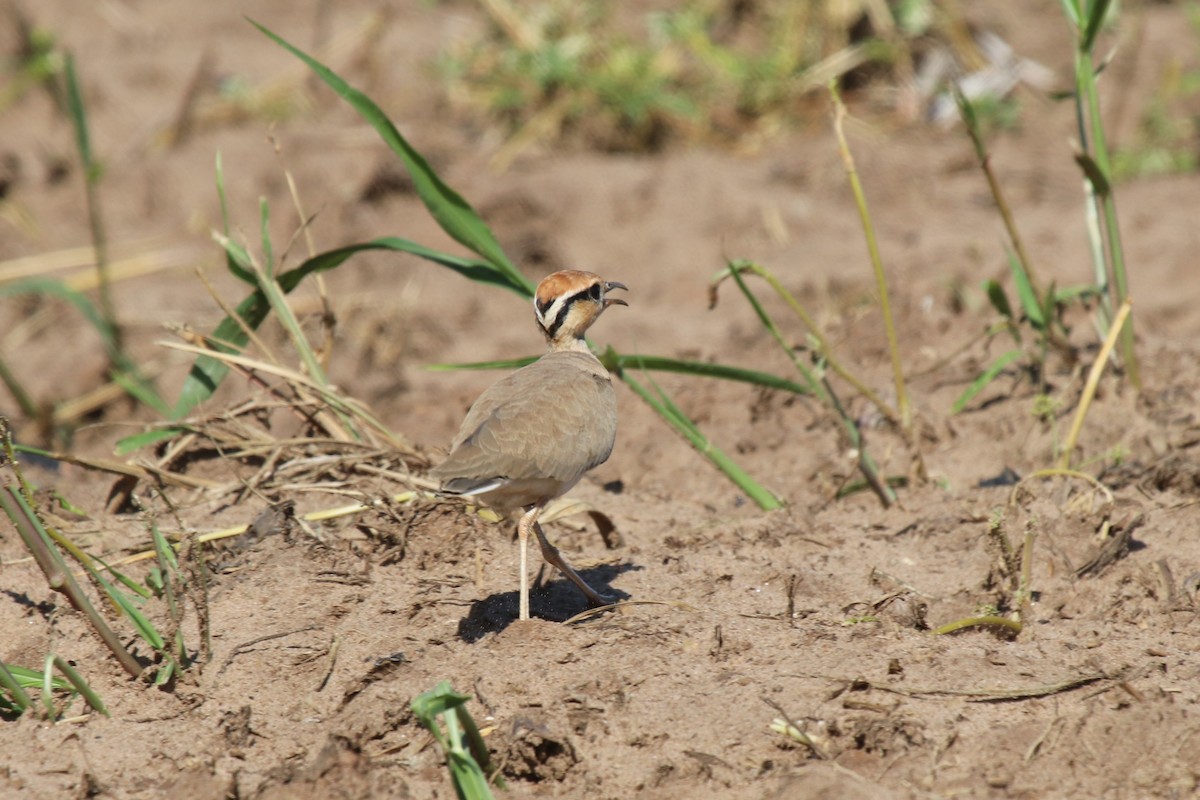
[1058,298,1133,469]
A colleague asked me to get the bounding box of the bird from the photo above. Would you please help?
[430,269,628,620]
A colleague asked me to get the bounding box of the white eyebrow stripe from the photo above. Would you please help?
[536,284,596,338]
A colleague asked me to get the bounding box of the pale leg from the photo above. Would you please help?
[533,521,611,608]
[517,506,536,620]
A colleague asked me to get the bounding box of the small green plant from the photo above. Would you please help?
[951,86,1105,415]
[411,682,503,799]
[441,0,932,155]
[947,1,1141,434]
[1,419,201,686]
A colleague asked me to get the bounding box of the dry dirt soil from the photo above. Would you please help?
[2,1,1200,798]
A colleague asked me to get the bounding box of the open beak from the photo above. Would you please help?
[603,280,628,308]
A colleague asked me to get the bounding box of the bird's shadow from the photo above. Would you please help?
[456,562,640,642]
[3,589,56,619]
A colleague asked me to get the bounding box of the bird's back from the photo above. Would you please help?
[431,350,617,500]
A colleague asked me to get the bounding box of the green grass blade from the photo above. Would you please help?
[622,370,783,510]
[428,351,815,396]
[0,661,34,713]
[64,53,121,370]
[110,370,169,415]
[251,19,533,297]
[216,151,254,284]
[149,519,188,670]
[1081,0,1113,52]
[63,55,93,177]
[446,750,496,800]
[51,655,107,717]
[75,547,154,600]
[93,570,164,651]
[951,348,1023,414]
[453,702,505,791]
[259,197,274,279]
[608,352,814,395]
[115,428,187,455]
[1005,247,1044,330]
[41,654,57,720]
[985,279,1015,323]
[426,356,537,372]
[5,663,70,691]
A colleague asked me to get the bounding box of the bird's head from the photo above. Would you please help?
[534,270,628,349]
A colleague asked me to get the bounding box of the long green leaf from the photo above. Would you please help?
[985,279,1015,323]
[63,54,94,180]
[428,351,815,396]
[250,19,533,297]
[163,237,507,427]
[1081,0,1113,52]
[215,152,254,284]
[608,352,814,395]
[5,663,70,692]
[1005,247,1044,330]
[952,348,1023,414]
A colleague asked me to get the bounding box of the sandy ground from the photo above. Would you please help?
[2,1,1200,798]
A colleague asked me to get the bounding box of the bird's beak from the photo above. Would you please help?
[604,281,628,308]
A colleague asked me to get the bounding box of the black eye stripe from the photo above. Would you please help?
[544,288,592,338]
[536,295,554,315]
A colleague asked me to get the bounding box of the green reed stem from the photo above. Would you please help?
[829,81,911,430]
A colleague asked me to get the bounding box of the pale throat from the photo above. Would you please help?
[548,335,594,354]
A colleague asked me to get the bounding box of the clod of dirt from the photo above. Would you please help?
[502,716,579,782]
[874,591,930,630]
[847,714,926,756]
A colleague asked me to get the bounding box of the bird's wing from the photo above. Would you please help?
[431,354,617,485]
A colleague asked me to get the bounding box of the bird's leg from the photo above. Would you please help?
[532,520,612,608]
[516,506,538,620]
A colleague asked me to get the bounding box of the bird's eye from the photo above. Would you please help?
[587,283,602,300]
